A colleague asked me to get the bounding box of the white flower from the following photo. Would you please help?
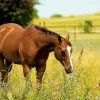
[7,92,13,100]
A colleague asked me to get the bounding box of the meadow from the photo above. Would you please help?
[32,14,100,33]
[33,14,100,26]
[0,15,100,99]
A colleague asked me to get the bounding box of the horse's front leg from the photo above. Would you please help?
[23,64,32,85]
[22,64,32,99]
[36,63,46,95]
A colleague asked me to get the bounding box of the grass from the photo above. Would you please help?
[0,33,100,100]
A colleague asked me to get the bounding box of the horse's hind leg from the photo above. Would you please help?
[0,54,5,81]
[1,59,12,83]
[0,55,6,86]
[0,56,12,86]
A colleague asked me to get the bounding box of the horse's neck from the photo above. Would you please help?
[39,35,58,53]
[24,26,59,52]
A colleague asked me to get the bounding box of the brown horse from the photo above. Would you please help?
[0,23,73,88]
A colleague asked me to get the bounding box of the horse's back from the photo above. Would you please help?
[0,23,24,37]
[0,23,24,44]
[0,23,24,30]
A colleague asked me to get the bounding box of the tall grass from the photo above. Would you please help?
[0,33,100,100]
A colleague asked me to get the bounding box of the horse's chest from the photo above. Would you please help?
[34,52,49,66]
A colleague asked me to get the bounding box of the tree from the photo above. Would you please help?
[51,14,63,18]
[83,20,93,33]
[32,8,39,19]
[0,0,39,26]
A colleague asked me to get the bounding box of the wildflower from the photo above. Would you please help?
[7,92,13,100]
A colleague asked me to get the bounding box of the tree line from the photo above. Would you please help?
[0,0,39,26]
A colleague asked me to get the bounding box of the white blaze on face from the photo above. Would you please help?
[67,45,73,69]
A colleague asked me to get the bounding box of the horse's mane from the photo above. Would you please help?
[31,25,72,46]
[33,25,59,36]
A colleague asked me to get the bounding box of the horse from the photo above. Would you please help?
[0,23,73,90]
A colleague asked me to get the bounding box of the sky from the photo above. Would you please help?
[35,0,100,18]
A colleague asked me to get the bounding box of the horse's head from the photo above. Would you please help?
[54,35,73,74]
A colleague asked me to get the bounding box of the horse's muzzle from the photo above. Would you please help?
[65,68,73,74]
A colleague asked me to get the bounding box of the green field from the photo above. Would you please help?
[0,33,100,100]
[33,14,100,26]
[32,14,100,34]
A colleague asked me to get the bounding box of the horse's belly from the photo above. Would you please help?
[3,50,21,64]
[3,49,36,65]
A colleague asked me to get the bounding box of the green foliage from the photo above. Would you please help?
[51,14,63,18]
[83,20,93,33]
[32,8,39,19]
[0,0,39,25]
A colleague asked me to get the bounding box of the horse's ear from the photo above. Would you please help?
[58,35,61,43]
[66,33,70,40]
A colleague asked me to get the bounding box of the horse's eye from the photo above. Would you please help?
[61,51,65,60]
[62,51,65,57]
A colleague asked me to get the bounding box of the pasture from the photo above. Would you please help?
[32,14,100,26]
[32,14,100,34]
[0,32,100,100]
